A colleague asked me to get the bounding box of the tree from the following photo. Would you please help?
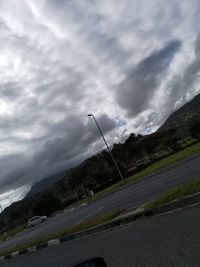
[32,193,61,216]
[165,135,180,152]
[189,119,200,139]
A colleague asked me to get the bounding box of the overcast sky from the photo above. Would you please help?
[0,0,200,209]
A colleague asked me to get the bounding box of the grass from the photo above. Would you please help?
[0,225,25,242]
[0,142,199,256]
[180,138,197,148]
[145,176,200,210]
[91,142,200,200]
[0,208,124,257]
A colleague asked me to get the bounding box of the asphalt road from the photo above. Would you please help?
[0,154,200,251]
[2,205,200,267]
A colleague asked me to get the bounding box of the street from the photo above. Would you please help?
[0,154,200,251]
[2,204,200,266]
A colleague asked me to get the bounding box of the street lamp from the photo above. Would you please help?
[88,114,124,181]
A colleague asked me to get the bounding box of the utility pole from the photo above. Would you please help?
[88,114,124,181]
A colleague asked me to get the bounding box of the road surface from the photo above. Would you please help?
[2,205,200,266]
[0,154,200,251]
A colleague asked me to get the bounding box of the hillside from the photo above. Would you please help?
[159,93,200,134]
[25,170,68,199]
[25,93,200,200]
[1,93,199,230]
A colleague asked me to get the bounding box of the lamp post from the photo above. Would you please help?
[88,114,124,181]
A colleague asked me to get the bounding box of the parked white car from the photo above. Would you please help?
[28,216,47,227]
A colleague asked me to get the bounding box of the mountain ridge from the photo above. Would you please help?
[25,170,68,199]
[25,93,200,200]
[1,93,199,229]
[159,93,200,133]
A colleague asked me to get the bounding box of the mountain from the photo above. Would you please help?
[158,93,200,134]
[26,93,200,199]
[1,93,200,230]
[25,170,68,199]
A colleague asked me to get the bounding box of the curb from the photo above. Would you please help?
[149,191,200,215]
[1,191,200,262]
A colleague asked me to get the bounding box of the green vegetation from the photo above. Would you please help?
[92,142,200,200]
[0,209,124,257]
[189,119,200,140]
[2,172,200,257]
[145,176,200,210]
[126,141,200,180]
[0,225,25,242]
[1,94,200,234]
[180,138,197,148]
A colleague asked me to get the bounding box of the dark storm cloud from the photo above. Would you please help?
[0,65,88,140]
[0,152,34,195]
[161,33,200,118]
[35,113,116,166]
[82,114,116,146]
[0,158,32,194]
[0,0,200,208]
[0,113,116,194]
[116,40,182,117]
[130,33,200,133]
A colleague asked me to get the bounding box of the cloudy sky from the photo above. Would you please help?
[0,0,200,209]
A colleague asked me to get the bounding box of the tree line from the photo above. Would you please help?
[0,118,200,233]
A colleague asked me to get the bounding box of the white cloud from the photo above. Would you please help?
[0,0,200,208]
